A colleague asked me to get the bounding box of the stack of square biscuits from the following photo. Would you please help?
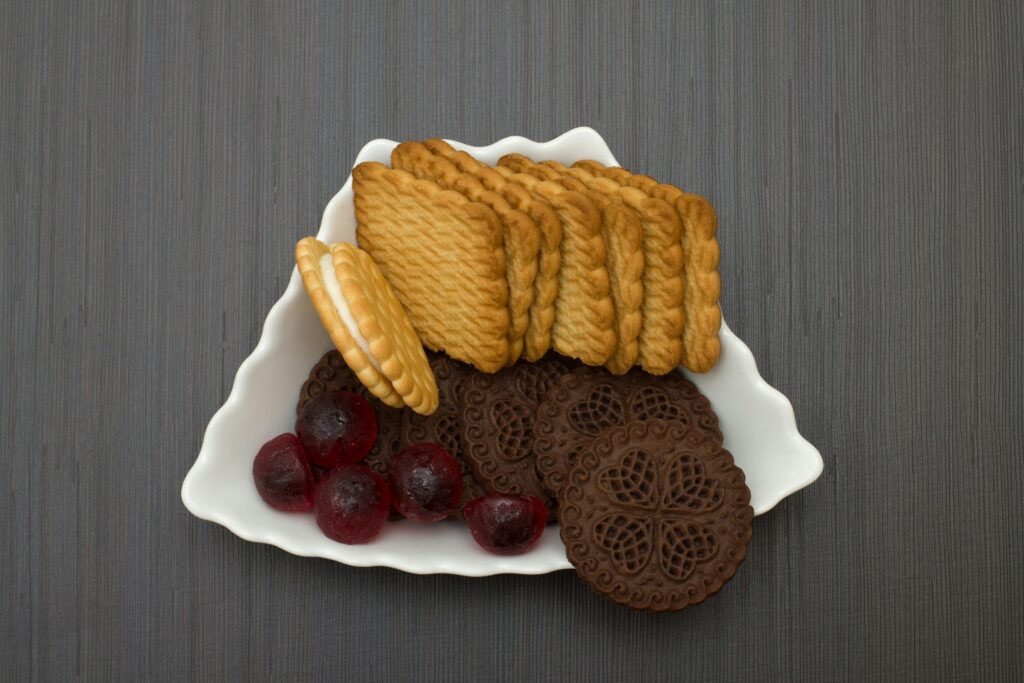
[352,139,721,375]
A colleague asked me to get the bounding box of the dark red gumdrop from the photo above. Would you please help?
[315,464,390,544]
[252,433,316,511]
[388,443,462,522]
[463,494,547,555]
[295,390,377,468]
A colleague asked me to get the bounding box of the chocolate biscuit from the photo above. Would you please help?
[458,354,579,522]
[534,365,721,497]
[558,420,753,611]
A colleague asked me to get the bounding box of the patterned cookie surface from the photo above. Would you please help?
[499,154,644,374]
[414,139,564,361]
[574,160,722,372]
[489,167,616,366]
[295,237,402,407]
[558,420,753,611]
[333,242,439,414]
[401,351,489,519]
[458,354,579,522]
[540,160,685,374]
[534,365,722,497]
[389,141,540,364]
[297,350,405,479]
[353,162,510,372]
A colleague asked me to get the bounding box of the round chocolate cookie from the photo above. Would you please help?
[402,351,488,519]
[297,350,405,478]
[559,420,752,611]
[534,366,722,497]
[459,354,579,522]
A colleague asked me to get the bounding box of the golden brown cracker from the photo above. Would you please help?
[499,154,644,375]
[489,164,617,366]
[331,242,440,414]
[294,237,404,408]
[352,162,510,373]
[471,189,539,365]
[540,160,685,374]
[396,140,564,362]
[389,142,539,365]
[493,181,562,361]
[574,160,722,372]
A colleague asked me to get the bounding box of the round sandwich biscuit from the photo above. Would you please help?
[402,351,489,520]
[295,237,439,414]
[534,365,721,497]
[297,349,405,479]
[559,420,753,611]
[458,354,579,522]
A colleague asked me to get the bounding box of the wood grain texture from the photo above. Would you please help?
[2,0,1022,680]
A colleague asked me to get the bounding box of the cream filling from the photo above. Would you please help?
[318,253,382,372]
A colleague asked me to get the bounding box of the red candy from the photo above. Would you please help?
[315,464,390,544]
[252,433,316,511]
[388,443,462,522]
[463,494,547,555]
[295,390,377,468]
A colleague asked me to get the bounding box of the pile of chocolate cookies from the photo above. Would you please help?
[299,349,753,612]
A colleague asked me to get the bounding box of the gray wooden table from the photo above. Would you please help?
[3,1,1022,680]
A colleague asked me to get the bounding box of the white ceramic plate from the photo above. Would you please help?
[181,127,823,576]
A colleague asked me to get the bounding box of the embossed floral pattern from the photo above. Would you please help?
[559,420,753,611]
